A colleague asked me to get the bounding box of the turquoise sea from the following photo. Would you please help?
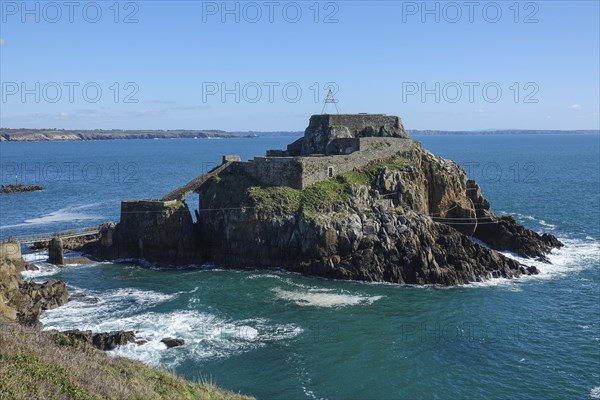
[0,135,599,399]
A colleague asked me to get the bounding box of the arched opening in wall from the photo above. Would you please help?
[327,166,334,178]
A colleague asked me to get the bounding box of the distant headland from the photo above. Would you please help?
[1,128,597,142]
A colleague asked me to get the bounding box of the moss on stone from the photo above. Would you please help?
[248,186,301,215]
[165,200,185,210]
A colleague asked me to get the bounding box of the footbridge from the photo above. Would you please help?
[161,161,233,201]
[0,225,102,244]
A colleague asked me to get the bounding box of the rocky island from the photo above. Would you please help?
[82,114,563,285]
[0,184,44,194]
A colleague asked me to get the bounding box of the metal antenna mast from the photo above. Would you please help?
[321,88,339,114]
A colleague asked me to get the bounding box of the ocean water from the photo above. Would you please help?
[2,135,599,399]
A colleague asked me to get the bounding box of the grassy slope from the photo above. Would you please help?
[0,318,252,400]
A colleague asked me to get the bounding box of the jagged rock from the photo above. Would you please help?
[161,337,185,348]
[24,264,39,271]
[466,180,563,260]
[10,280,69,327]
[93,330,136,351]
[52,329,136,351]
[0,184,44,193]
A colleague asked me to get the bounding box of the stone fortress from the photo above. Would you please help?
[86,111,562,279]
[113,113,417,263]
[217,113,413,190]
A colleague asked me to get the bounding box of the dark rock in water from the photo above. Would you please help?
[52,329,93,345]
[527,265,540,275]
[136,339,148,346]
[23,264,39,271]
[161,337,185,348]
[93,330,136,351]
[466,180,563,260]
[0,183,44,194]
[53,329,136,351]
[68,293,100,304]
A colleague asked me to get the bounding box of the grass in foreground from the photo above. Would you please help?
[0,318,252,400]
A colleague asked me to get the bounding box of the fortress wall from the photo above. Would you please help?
[309,114,401,135]
[241,157,304,189]
[117,199,196,263]
[228,137,415,190]
[299,138,414,188]
[119,200,184,234]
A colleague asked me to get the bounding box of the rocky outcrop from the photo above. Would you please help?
[161,337,185,348]
[466,180,563,260]
[0,242,69,327]
[83,135,560,286]
[0,184,44,194]
[10,280,69,326]
[49,329,136,351]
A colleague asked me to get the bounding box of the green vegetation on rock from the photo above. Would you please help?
[248,186,301,215]
[202,156,412,220]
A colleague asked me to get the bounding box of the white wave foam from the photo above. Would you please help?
[460,236,599,289]
[0,203,103,229]
[503,212,558,231]
[40,288,177,331]
[21,262,62,280]
[41,287,303,368]
[22,251,47,263]
[272,287,382,308]
[500,237,600,280]
[590,387,600,399]
[247,273,284,280]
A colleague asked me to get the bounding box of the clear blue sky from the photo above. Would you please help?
[1,0,598,131]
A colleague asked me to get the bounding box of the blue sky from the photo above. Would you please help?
[1,0,599,131]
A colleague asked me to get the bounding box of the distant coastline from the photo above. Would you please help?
[0,128,598,142]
